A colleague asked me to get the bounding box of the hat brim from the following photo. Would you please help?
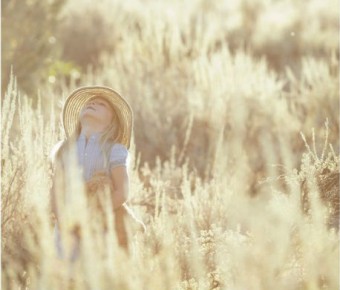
[62,86,133,149]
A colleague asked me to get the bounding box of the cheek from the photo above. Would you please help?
[79,109,86,119]
[80,107,90,117]
[106,110,114,122]
[101,110,113,125]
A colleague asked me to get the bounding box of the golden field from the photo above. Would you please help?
[1,0,339,289]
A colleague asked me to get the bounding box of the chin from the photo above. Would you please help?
[80,113,98,123]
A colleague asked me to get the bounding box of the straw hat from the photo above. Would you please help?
[62,86,133,148]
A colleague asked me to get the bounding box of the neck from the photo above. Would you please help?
[80,124,105,140]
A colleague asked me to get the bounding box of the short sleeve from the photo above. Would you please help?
[109,143,129,169]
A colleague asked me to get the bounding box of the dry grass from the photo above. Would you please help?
[1,0,339,289]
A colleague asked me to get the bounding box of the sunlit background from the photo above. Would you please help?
[2,0,339,289]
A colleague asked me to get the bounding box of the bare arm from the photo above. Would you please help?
[50,162,64,224]
[49,141,64,223]
[110,166,129,211]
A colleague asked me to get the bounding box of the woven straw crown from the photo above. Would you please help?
[62,86,133,149]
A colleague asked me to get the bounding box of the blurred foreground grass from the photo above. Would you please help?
[1,0,339,289]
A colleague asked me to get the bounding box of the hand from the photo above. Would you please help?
[85,171,112,194]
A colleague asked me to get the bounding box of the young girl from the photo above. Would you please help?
[51,86,144,261]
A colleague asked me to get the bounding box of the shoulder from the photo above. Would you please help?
[110,143,129,156]
[49,140,65,163]
[109,143,129,167]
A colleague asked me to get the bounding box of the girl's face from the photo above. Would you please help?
[80,97,114,128]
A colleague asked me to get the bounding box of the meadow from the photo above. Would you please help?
[1,0,339,289]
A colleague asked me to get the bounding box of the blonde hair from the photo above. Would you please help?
[99,106,122,167]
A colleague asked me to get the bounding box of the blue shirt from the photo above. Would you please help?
[76,132,129,181]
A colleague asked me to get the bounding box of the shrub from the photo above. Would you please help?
[1,0,66,95]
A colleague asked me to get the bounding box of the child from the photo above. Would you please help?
[50,86,145,261]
